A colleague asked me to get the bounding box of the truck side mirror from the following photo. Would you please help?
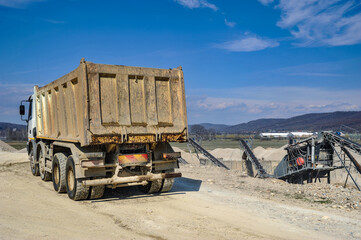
[20,105,25,115]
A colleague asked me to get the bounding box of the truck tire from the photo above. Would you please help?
[52,153,67,193]
[66,155,89,201]
[29,148,39,176]
[160,179,174,192]
[138,179,163,194]
[160,169,175,193]
[39,147,51,181]
[89,186,105,200]
[138,169,176,194]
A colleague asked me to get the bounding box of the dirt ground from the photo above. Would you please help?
[1,152,361,240]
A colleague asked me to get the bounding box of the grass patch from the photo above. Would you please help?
[313,199,333,204]
[5,141,27,150]
[293,193,307,200]
[284,192,333,205]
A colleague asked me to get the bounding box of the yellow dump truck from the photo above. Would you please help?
[19,58,187,200]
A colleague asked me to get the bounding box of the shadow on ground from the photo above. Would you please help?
[91,177,202,202]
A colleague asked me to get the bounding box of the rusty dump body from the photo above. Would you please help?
[35,59,188,146]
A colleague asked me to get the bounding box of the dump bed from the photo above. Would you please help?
[35,59,188,146]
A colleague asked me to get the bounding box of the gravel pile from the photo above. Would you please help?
[0,140,17,153]
[181,164,361,212]
[172,146,200,165]
[17,148,27,153]
[210,148,243,161]
[253,145,287,161]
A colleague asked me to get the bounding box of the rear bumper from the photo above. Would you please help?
[82,172,181,187]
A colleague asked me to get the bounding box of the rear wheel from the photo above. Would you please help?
[138,169,175,194]
[160,169,175,193]
[52,153,67,193]
[138,179,163,194]
[66,155,89,201]
[29,148,39,176]
[160,178,174,193]
[39,147,51,181]
[89,185,105,200]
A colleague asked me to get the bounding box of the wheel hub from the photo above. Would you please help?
[54,164,59,185]
[67,168,74,191]
[39,152,45,175]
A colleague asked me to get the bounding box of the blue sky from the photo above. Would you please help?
[0,0,360,125]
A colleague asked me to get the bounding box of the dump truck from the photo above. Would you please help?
[19,58,187,200]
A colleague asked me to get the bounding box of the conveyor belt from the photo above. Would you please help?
[322,131,361,191]
[342,147,361,175]
[240,139,268,178]
[188,138,229,170]
[178,157,188,164]
[322,132,361,155]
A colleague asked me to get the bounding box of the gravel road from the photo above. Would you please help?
[0,152,360,240]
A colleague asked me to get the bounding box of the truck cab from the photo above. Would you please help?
[20,90,39,176]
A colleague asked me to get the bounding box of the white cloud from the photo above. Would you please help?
[274,0,361,46]
[216,35,279,52]
[258,0,274,6]
[174,0,218,11]
[0,0,44,8]
[186,86,361,124]
[197,97,247,111]
[224,19,236,28]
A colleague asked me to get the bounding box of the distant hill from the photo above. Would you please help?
[224,118,285,133]
[195,111,361,133]
[0,122,27,141]
[2,111,361,136]
[194,123,231,131]
[0,122,26,131]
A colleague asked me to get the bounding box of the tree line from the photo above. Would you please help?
[190,125,217,140]
[0,127,27,141]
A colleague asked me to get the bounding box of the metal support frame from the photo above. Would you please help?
[322,132,361,155]
[330,143,360,191]
[186,143,196,164]
[311,137,315,166]
[266,131,361,187]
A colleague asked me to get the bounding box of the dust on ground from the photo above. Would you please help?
[0,148,360,240]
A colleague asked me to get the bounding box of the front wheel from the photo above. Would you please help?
[65,155,89,201]
[29,148,39,176]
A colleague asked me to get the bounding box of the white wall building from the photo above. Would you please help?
[260,132,314,138]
